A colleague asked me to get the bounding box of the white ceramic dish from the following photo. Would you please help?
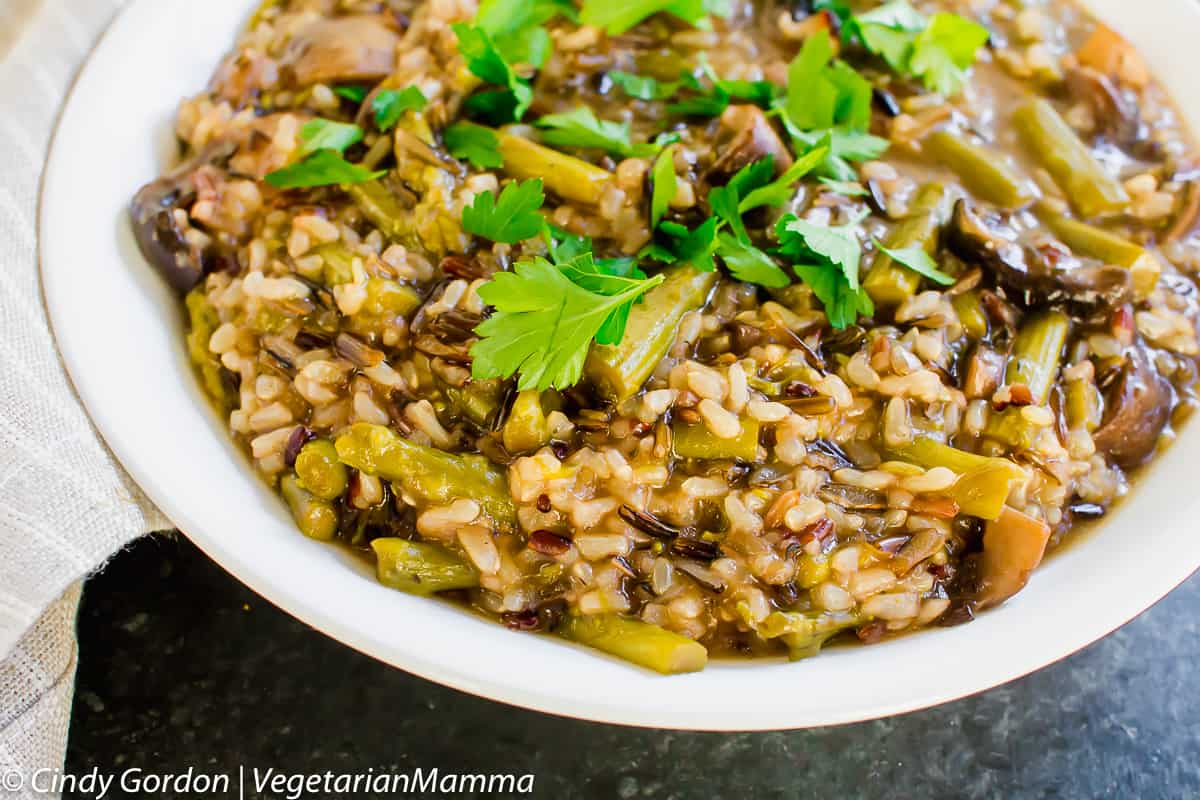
[40,0,1200,730]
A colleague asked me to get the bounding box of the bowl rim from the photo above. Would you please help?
[39,0,1200,730]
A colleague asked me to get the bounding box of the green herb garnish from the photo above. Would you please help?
[610,71,679,101]
[264,150,385,189]
[297,119,363,156]
[264,120,381,189]
[334,86,369,103]
[716,232,790,288]
[535,107,661,158]
[845,1,989,96]
[445,122,504,169]
[648,219,720,273]
[775,29,890,181]
[775,212,873,328]
[737,143,830,213]
[372,87,428,132]
[470,255,664,390]
[453,23,533,123]
[461,178,546,243]
[650,146,677,228]
[579,0,728,35]
[475,0,574,68]
[873,241,954,285]
[818,178,870,197]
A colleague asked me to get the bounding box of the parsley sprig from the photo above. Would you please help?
[453,0,574,123]
[774,29,890,182]
[461,179,547,244]
[470,256,664,390]
[372,87,428,132]
[580,0,731,36]
[841,1,990,96]
[445,122,504,169]
[453,23,533,124]
[534,108,661,158]
[775,212,874,329]
[264,119,383,189]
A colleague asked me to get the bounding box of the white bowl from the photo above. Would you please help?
[41,0,1200,730]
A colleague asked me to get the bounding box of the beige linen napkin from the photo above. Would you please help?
[0,0,169,794]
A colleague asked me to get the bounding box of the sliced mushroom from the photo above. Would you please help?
[945,199,1133,314]
[129,142,236,293]
[1164,178,1200,243]
[707,104,793,182]
[1092,347,1173,468]
[1064,66,1139,144]
[975,506,1051,609]
[962,343,1006,400]
[282,15,400,87]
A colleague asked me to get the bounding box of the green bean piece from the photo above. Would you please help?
[951,290,989,340]
[672,418,760,461]
[557,614,708,674]
[757,611,862,660]
[863,184,951,308]
[502,390,552,454]
[1035,202,1162,298]
[347,181,410,241]
[492,125,614,205]
[184,289,231,409]
[294,439,349,500]
[280,474,339,541]
[1013,99,1129,218]
[585,266,718,402]
[335,423,516,526]
[924,130,1037,209]
[984,310,1070,450]
[371,538,479,595]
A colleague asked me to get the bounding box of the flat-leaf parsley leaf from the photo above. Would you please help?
[471,257,664,390]
[461,179,546,243]
[445,122,504,169]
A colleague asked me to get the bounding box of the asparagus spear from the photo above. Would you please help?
[863,183,951,308]
[280,474,339,541]
[672,418,760,461]
[585,265,717,402]
[952,289,989,340]
[294,439,349,501]
[1065,376,1102,432]
[347,182,410,241]
[924,130,1037,209]
[1013,99,1129,218]
[501,390,552,454]
[757,610,862,660]
[557,614,708,674]
[335,423,516,526]
[184,289,231,409]
[984,310,1070,450]
[1035,202,1162,299]
[1005,309,1070,405]
[371,538,479,595]
[492,125,614,205]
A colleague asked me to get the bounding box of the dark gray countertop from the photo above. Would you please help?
[66,535,1200,799]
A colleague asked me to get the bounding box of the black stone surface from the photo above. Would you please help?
[66,535,1200,799]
